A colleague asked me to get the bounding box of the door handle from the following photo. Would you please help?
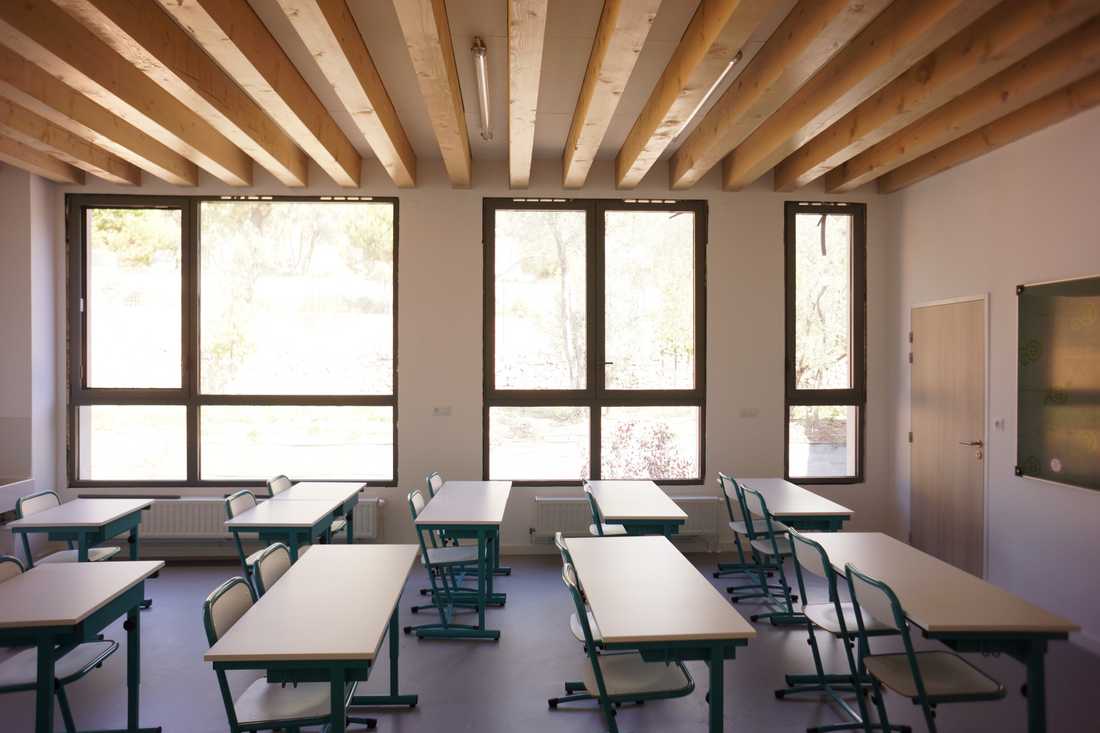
[958,440,984,447]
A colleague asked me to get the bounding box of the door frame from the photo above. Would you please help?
[909,293,990,578]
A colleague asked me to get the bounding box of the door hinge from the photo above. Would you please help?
[908,431,913,443]
[908,331,913,343]
[79,297,85,313]
[908,352,913,364]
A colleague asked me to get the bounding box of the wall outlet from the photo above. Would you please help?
[432,406,452,417]
[739,407,760,418]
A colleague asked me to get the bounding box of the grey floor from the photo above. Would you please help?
[2,555,1096,733]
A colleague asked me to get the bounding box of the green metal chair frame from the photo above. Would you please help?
[15,490,122,567]
[251,542,292,598]
[224,490,260,581]
[845,563,1006,733]
[740,487,798,624]
[715,474,782,595]
[547,561,695,732]
[0,554,119,733]
[583,486,625,537]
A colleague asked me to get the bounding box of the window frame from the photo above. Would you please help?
[482,197,707,486]
[783,200,867,485]
[65,193,400,488]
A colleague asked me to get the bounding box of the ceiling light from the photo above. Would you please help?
[472,36,492,141]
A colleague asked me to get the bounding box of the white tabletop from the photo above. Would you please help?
[205,544,418,662]
[585,480,687,522]
[0,561,164,628]
[269,482,363,504]
[565,535,756,644]
[806,532,1079,635]
[225,500,337,529]
[8,498,153,529]
[414,481,511,526]
[739,478,852,518]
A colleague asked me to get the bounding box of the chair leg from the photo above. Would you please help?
[55,684,77,733]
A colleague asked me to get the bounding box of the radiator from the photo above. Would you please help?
[141,496,384,541]
[533,495,720,544]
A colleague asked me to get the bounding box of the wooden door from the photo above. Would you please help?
[910,299,985,576]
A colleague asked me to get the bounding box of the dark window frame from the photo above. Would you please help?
[783,200,867,485]
[482,197,707,486]
[65,193,400,488]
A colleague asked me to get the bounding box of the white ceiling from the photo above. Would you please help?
[248,0,795,170]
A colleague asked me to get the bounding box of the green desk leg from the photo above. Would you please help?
[1026,640,1048,733]
[35,636,54,733]
[131,526,153,610]
[78,532,90,563]
[708,645,723,733]
[492,531,510,576]
[346,510,355,544]
[330,666,346,733]
[352,608,419,707]
[288,533,300,562]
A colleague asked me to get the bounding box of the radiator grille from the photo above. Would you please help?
[141,496,383,540]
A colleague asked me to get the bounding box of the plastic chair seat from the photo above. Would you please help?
[330,517,348,534]
[234,678,353,725]
[582,653,693,698]
[750,536,792,556]
[422,545,478,566]
[0,641,117,691]
[588,523,628,537]
[570,610,601,643]
[804,602,894,636]
[730,518,788,535]
[864,651,1005,701]
[37,546,121,564]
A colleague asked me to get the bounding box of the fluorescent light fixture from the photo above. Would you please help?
[675,50,743,140]
[471,36,491,141]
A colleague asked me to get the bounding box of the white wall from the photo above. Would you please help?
[890,105,1100,649]
[45,157,901,552]
[0,167,33,483]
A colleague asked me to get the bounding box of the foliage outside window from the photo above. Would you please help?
[484,199,706,484]
[67,195,397,486]
[784,201,866,483]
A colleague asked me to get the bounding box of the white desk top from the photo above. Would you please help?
[0,561,164,628]
[205,544,418,662]
[414,481,512,526]
[585,480,687,522]
[8,498,153,529]
[565,536,756,644]
[739,478,852,518]
[269,482,363,504]
[225,500,337,529]
[806,532,1079,635]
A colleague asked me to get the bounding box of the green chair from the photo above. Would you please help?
[0,555,119,733]
[225,490,268,582]
[740,487,798,623]
[780,531,908,733]
[425,471,444,499]
[554,532,601,647]
[203,577,375,732]
[15,491,121,566]
[547,562,694,732]
[252,543,292,598]
[268,475,348,539]
[845,563,1005,733]
[583,484,626,537]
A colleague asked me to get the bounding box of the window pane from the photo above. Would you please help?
[86,208,182,388]
[494,210,587,389]
[200,406,393,480]
[788,405,859,479]
[199,201,394,395]
[488,406,589,480]
[604,210,695,389]
[77,405,186,480]
[601,406,699,480]
[794,213,852,390]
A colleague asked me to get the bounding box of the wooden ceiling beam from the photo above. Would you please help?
[879,70,1100,193]
[0,45,196,185]
[564,0,662,189]
[274,0,416,188]
[0,0,251,185]
[391,0,471,187]
[669,0,889,189]
[721,0,995,191]
[0,98,139,184]
[156,0,362,187]
[56,0,308,186]
[826,17,1100,192]
[507,0,549,189]
[616,0,772,189]
[0,134,84,184]
[776,0,1100,191]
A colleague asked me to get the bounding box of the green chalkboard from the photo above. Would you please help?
[1016,275,1100,491]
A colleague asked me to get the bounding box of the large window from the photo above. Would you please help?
[484,199,705,484]
[67,195,397,486]
[784,201,866,483]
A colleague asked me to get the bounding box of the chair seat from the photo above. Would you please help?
[0,640,117,691]
[570,610,601,643]
[234,678,354,725]
[37,546,121,564]
[422,545,478,566]
[588,523,628,537]
[582,653,693,698]
[804,602,894,636]
[750,536,792,556]
[864,651,1005,701]
[330,517,348,534]
[730,518,788,535]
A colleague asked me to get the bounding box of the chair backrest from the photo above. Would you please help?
[16,490,61,519]
[408,490,439,552]
[425,471,444,498]
[253,543,292,596]
[225,489,257,519]
[844,563,908,635]
[787,529,839,610]
[582,484,604,535]
[717,473,738,522]
[266,475,292,496]
[0,555,25,583]
[741,487,780,542]
[202,577,256,646]
[554,531,571,563]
